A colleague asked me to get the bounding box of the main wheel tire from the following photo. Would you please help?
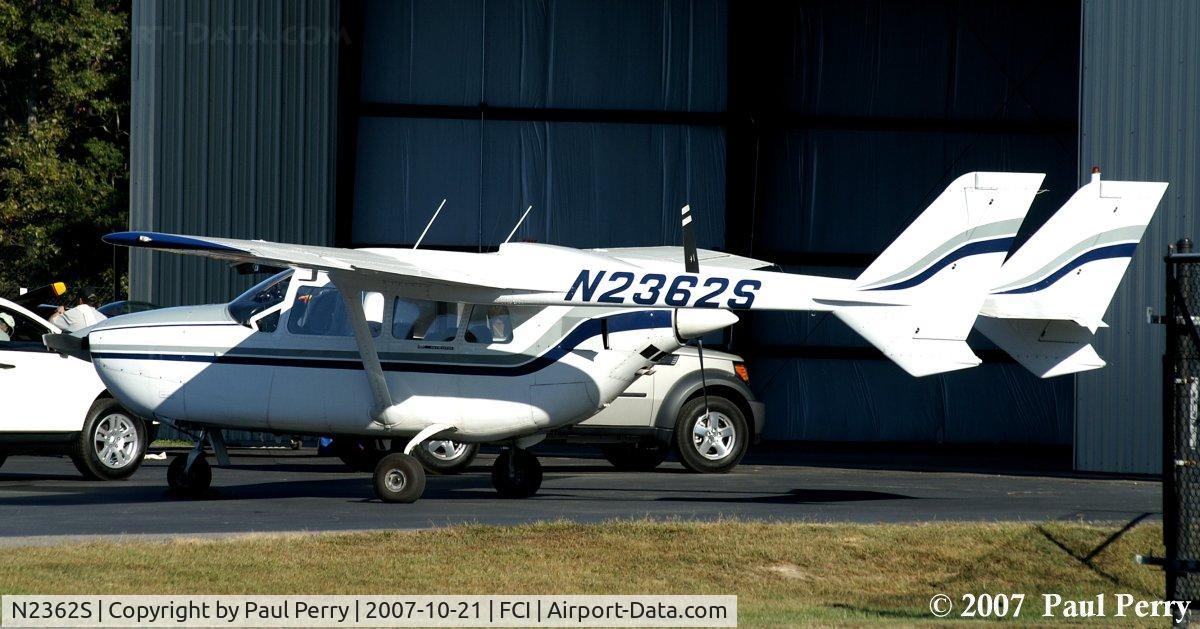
[373,453,426,503]
[166,454,212,495]
[600,442,669,471]
[673,396,749,474]
[491,448,543,498]
[413,440,479,475]
[71,398,147,480]
[334,439,387,472]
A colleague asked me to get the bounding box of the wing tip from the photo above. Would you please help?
[103,231,246,253]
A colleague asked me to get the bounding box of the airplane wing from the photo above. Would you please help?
[594,246,774,271]
[103,231,503,289]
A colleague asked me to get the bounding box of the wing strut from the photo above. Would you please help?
[332,274,410,427]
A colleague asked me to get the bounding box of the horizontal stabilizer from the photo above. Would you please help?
[974,317,1105,378]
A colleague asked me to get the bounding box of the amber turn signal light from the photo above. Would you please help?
[733,362,749,383]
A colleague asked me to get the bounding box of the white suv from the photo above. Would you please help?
[403,345,765,475]
[0,297,149,479]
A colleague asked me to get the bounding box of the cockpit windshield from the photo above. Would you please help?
[228,269,293,326]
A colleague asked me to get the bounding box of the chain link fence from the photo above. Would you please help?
[1162,241,1200,609]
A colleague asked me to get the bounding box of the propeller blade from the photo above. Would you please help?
[678,204,710,420]
[681,205,699,273]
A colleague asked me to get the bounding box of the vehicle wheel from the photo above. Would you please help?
[491,448,542,498]
[333,438,386,472]
[373,453,426,503]
[413,440,479,475]
[600,442,669,471]
[71,398,147,480]
[674,396,749,474]
[166,454,212,495]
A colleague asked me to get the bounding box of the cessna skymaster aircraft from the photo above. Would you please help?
[45,170,1166,503]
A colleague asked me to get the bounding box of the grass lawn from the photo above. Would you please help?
[0,520,1166,627]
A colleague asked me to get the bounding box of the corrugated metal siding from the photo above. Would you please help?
[1075,0,1200,472]
[737,0,1080,444]
[359,0,726,111]
[129,0,339,308]
[351,119,726,249]
[130,0,340,444]
[349,0,728,251]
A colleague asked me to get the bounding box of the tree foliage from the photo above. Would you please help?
[0,0,129,301]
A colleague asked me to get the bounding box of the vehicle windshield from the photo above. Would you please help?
[227,269,293,325]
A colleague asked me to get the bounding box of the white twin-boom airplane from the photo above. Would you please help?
[45,170,1167,502]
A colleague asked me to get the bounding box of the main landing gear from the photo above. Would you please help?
[369,443,544,503]
[373,453,425,503]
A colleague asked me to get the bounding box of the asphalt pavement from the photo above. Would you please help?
[0,445,1160,543]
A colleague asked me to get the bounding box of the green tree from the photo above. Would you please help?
[0,0,129,302]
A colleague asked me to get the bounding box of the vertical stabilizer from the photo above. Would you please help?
[833,172,1044,376]
[977,170,1168,377]
[983,172,1168,327]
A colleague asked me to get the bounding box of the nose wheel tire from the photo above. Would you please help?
[166,454,212,496]
[373,453,426,503]
[491,448,542,498]
[674,396,749,474]
[72,398,147,480]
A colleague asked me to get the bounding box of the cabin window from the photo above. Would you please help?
[393,298,461,341]
[465,305,513,344]
[288,286,382,337]
[228,269,293,328]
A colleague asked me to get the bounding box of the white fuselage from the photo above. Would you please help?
[83,271,716,443]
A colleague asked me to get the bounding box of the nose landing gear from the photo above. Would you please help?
[491,448,543,498]
[165,428,226,497]
[166,453,212,495]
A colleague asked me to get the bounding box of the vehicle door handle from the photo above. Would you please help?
[0,363,14,369]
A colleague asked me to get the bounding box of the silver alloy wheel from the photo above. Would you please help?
[423,440,468,461]
[93,412,139,470]
[691,411,736,461]
[384,468,408,492]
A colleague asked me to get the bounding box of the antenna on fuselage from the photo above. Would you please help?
[413,198,447,249]
[503,205,534,245]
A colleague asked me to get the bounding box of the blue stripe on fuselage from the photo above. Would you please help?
[90,310,672,377]
[866,237,1013,291]
[993,242,1137,295]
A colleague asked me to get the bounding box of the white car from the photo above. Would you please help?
[337,345,765,475]
[0,297,149,479]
